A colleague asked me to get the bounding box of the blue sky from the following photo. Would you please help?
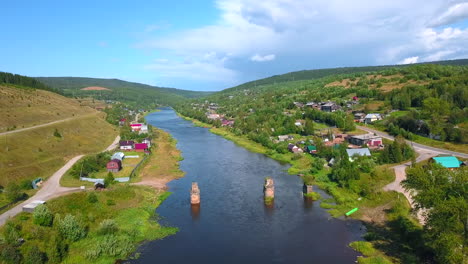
[1,0,467,91]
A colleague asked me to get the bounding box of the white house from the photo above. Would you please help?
[346,148,371,161]
[364,114,382,124]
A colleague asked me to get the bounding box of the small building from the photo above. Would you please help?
[354,113,366,123]
[119,140,134,150]
[432,156,462,169]
[107,159,122,173]
[278,135,291,142]
[22,200,46,213]
[130,123,142,131]
[364,113,382,124]
[321,102,340,112]
[306,145,317,154]
[207,113,221,120]
[142,138,151,148]
[119,118,126,126]
[140,124,149,133]
[135,143,148,152]
[346,148,371,161]
[348,134,383,147]
[288,143,303,154]
[111,152,125,161]
[221,119,235,126]
[293,102,304,108]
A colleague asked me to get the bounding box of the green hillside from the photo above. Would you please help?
[222,58,468,93]
[36,77,211,108]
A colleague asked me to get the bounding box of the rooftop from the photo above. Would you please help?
[433,156,462,168]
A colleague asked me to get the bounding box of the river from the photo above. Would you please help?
[132,108,363,263]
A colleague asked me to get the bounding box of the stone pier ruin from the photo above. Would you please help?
[264,178,274,204]
[191,182,200,205]
[303,184,314,195]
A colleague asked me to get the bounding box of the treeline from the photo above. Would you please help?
[0,72,59,93]
[69,152,110,178]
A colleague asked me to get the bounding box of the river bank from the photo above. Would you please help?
[176,112,413,264]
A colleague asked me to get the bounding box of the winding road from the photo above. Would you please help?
[357,125,467,223]
[0,135,120,226]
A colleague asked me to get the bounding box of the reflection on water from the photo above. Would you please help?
[130,108,363,264]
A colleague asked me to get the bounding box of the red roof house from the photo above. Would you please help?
[135,143,148,152]
[130,123,142,131]
[106,159,122,173]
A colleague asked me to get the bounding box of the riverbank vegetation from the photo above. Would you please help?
[0,185,176,264]
[135,128,185,188]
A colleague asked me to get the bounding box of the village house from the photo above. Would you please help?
[107,159,122,173]
[364,113,382,124]
[130,123,142,132]
[293,102,304,108]
[306,145,317,154]
[111,152,125,161]
[321,102,340,112]
[119,140,134,150]
[278,135,294,142]
[306,102,320,109]
[142,138,151,147]
[431,156,463,170]
[288,143,303,153]
[207,113,221,120]
[139,124,149,134]
[118,118,126,126]
[348,134,383,147]
[346,148,371,161]
[221,119,235,126]
[135,143,148,152]
[354,113,366,123]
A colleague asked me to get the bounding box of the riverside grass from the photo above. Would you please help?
[1,185,177,264]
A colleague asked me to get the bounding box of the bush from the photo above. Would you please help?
[98,219,119,235]
[106,199,116,206]
[19,179,33,190]
[85,235,135,260]
[5,182,24,202]
[57,214,86,242]
[33,205,53,227]
[0,245,22,264]
[53,128,62,138]
[87,192,98,204]
[23,245,46,264]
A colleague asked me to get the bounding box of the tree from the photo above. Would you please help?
[303,119,315,135]
[5,182,23,203]
[403,165,468,264]
[0,245,22,264]
[98,219,118,235]
[33,204,53,226]
[57,214,86,242]
[104,172,115,187]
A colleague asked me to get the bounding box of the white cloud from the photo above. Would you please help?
[430,2,468,27]
[399,56,419,64]
[250,54,276,62]
[136,0,468,87]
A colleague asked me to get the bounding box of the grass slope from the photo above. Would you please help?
[0,112,117,186]
[0,85,96,132]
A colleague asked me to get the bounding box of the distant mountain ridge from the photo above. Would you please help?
[36,76,212,107]
[222,58,468,93]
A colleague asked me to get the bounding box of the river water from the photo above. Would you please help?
[133,108,363,263]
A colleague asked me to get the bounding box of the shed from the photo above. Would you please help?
[111,152,125,161]
[346,148,371,161]
[22,200,46,213]
[306,145,317,153]
[119,140,134,150]
[432,156,462,169]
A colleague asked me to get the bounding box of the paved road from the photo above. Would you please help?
[0,135,120,226]
[357,125,468,158]
[0,113,97,136]
[357,125,468,224]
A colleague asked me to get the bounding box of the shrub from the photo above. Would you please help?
[304,192,321,200]
[106,199,116,206]
[19,179,33,190]
[57,214,86,242]
[33,205,53,227]
[98,219,119,235]
[0,245,22,264]
[87,192,98,204]
[23,245,46,264]
[5,182,24,202]
[53,128,62,138]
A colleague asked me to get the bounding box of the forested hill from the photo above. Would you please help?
[223,58,468,93]
[36,77,211,108]
[0,72,59,93]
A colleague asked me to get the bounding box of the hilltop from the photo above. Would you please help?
[36,77,211,107]
[221,58,468,93]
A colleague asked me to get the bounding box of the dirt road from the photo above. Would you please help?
[0,135,120,226]
[0,113,98,136]
[356,125,466,224]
